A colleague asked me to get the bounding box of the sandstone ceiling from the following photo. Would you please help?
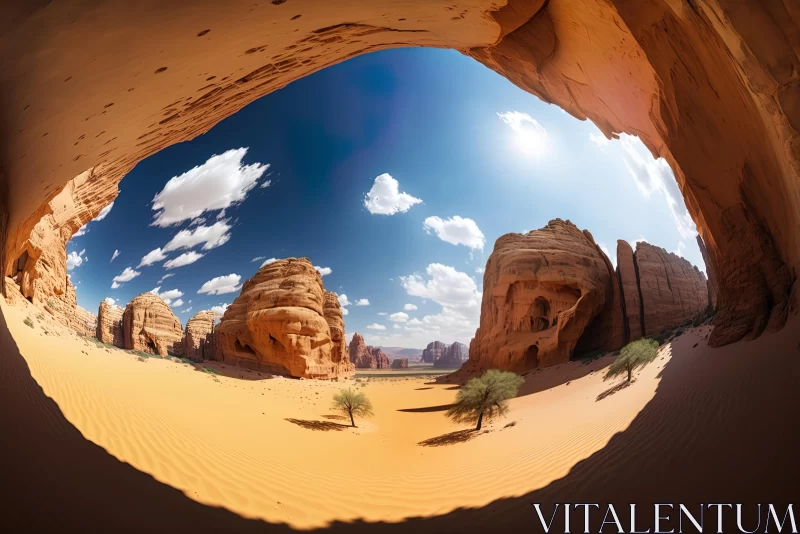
[1,0,798,347]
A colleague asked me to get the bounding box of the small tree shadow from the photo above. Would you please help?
[284,418,350,431]
[596,380,632,402]
[418,429,478,447]
[397,403,454,413]
[321,414,348,421]
[414,387,433,390]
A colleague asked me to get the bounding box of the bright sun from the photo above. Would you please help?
[497,111,549,159]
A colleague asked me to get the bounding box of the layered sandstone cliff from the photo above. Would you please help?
[214,258,353,379]
[635,243,709,336]
[324,291,353,374]
[97,300,124,347]
[349,333,391,369]
[468,220,625,372]
[391,358,409,369]
[184,310,216,361]
[123,293,184,357]
[616,240,644,342]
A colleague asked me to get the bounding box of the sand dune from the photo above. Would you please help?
[1,296,797,532]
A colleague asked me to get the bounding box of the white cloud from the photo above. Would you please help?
[619,134,696,240]
[377,312,388,316]
[260,179,272,189]
[423,216,485,250]
[151,147,269,227]
[315,266,332,277]
[159,273,175,283]
[182,307,193,314]
[342,308,349,316]
[497,111,549,157]
[355,299,370,306]
[210,304,229,316]
[338,294,351,307]
[251,256,266,263]
[197,274,242,295]
[67,249,86,270]
[261,257,278,268]
[73,225,88,237]
[363,173,422,215]
[103,297,115,306]
[589,131,610,149]
[163,220,232,252]
[367,323,386,330]
[399,263,481,343]
[475,267,485,274]
[93,202,114,221]
[189,217,206,227]
[164,251,204,269]
[393,324,401,329]
[171,298,184,308]
[111,267,140,288]
[673,241,687,259]
[149,286,161,295]
[403,303,418,311]
[138,247,168,267]
[110,249,120,262]
[389,312,409,323]
[151,288,183,303]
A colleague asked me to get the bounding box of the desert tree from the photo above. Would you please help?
[446,369,524,431]
[332,388,374,427]
[604,338,659,383]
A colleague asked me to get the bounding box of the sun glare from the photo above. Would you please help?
[497,110,549,159]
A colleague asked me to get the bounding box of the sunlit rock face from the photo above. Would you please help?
[215,258,354,379]
[432,341,468,368]
[421,341,446,364]
[97,300,124,347]
[122,293,184,357]
[184,311,216,361]
[323,291,354,375]
[468,219,625,372]
[617,240,645,342]
[2,0,799,347]
[348,333,391,369]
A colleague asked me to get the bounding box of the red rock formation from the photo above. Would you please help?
[421,341,446,364]
[122,293,184,357]
[468,220,625,372]
[697,235,718,309]
[616,240,644,342]
[323,291,353,374]
[184,311,216,361]
[2,0,799,348]
[214,258,353,379]
[635,243,710,336]
[348,333,391,369]
[432,341,468,368]
[97,300,124,347]
[391,358,409,369]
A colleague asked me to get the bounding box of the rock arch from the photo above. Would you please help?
[1,0,798,346]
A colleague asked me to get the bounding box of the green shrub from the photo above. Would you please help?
[332,388,374,427]
[604,338,659,383]
[446,370,524,431]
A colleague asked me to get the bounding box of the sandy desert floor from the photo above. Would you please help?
[1,296,798,532]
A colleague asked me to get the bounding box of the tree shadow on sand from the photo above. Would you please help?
[285,418,350,431]
[595,380,632,401]
[397,403,453,413]
[418,429,480,447]
[321,414,349,421]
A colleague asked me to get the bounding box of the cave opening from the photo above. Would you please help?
[235,339,256,356]
[524,345,539,370]
[529,297,551,332]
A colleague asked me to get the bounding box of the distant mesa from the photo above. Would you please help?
[214,257,354,379]
[421,341,446,364]
[349,333,391,369]
[391,358,409,369]
[97,299,124,347]
[378,346,423,361]
[123,292,184,357]
[433,341,468,368]
[466,219,713,373]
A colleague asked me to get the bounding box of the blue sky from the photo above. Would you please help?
[67,48,703,349]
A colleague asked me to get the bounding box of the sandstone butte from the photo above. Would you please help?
[214,258,354,379]
[468,219,626,372]
[122,292,184,357]
[421,341,446,364]
[468,219,712,372]
[432,341,469,368]
[96,300,124,347]
[391,358,409,369]
[183,310,217,362]
[349,333,391,369]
